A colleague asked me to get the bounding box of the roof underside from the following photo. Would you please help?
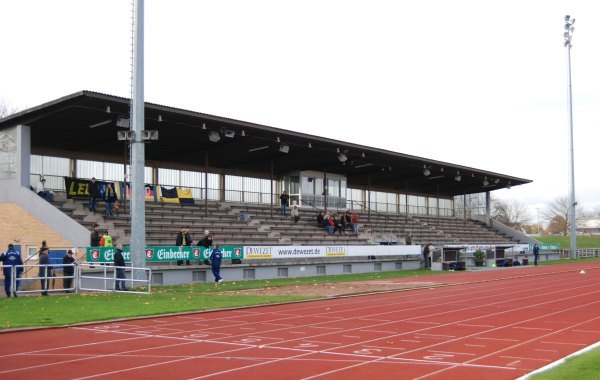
[0,91,531,197]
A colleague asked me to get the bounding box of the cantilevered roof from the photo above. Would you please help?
[0,90,531,197]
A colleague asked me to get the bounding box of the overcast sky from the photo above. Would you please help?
[1,0,599,217]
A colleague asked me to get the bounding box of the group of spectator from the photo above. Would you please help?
[1,241,77,297]
[88,177,119,219]
[174,226,223,282]
[316,210,360,236]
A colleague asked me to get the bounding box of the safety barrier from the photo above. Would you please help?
[1,264,77,296]
[78,263,152,294]
[1,263,151,296]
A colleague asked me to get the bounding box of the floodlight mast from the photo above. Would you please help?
[564,15,577,260]
[130,0,147,280]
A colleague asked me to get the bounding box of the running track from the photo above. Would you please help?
[1,262,600,379]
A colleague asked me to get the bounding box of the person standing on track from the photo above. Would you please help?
[209,244,223,283]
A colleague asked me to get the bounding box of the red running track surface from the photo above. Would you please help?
[1,262,600,380]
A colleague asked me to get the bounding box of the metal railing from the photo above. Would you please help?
[5,264,77,296]
[78,263,151,294]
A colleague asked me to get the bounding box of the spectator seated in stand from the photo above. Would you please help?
[326,214,335,234]
[317,211,324,227]
[36,178,54,202]
[333,213,347,235]
[351,211,360,235]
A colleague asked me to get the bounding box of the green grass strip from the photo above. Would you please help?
[531,347,600,379]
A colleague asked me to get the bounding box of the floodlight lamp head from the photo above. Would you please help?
[208,131,221,142]
[338,152,348,162]
[422,165,430,176]
[506,181,512,189]
[279,144,290,153]
[454,171,461,182]
[223,129,235,138]
[482,176,489,186]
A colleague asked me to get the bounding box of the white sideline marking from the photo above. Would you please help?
[534,349,557,353]
[507,360,521,366]
[290,331,306,334]
[458,323,495,328]
[401,339,421,343]
[465,344,486,348]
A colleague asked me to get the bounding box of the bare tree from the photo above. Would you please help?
[542,196,584,236]
[491,197,532,231]
[0,98,20,119]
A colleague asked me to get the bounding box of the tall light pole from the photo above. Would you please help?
[536,207,540,235]
[564,15,577,259]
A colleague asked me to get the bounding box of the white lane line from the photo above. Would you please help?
[540,341,587,346]
[507,360,521,367]
[572,329,600,334]
[429,350,476,356]
[457,323,495,328]
[534,349,557,353]
[465,344,486,348]
[476,337,519,342]
[500,355,551,362]
[513,327,553,331]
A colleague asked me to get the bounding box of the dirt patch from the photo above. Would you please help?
[221,280,443,297]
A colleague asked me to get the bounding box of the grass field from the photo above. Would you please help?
[536,235,600,249]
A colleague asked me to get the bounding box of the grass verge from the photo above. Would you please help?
[0,268,443,329]
[531,347,600,379]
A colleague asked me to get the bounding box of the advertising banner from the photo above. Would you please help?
[86,245,244,263]
[244,244,421,259]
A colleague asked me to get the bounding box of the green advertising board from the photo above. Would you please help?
[86,246,244,263]
[529,243,560,251]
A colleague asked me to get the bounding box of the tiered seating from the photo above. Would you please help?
[227,204,372,245]
[412,215,514,245]
[52,193,517,247]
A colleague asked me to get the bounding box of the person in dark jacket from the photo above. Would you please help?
[175,226,192,266]
[209,244,223,283]
[88,177,100,213]
[533,243,540,266]
[39,246,50,296]
[90,223,101,247]
[62,250,76,292]
[279,191,289,215]
[103,183,117,218]
[113,244,127,291]
[0,244,23,297]
[197,234,213,265]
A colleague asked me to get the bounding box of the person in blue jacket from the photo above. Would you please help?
[209,244,223,283]
[0,244,24,297]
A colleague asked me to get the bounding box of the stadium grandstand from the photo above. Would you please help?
[0,90,542,290]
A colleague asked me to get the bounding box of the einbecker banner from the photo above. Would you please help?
[87,245,243,263]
